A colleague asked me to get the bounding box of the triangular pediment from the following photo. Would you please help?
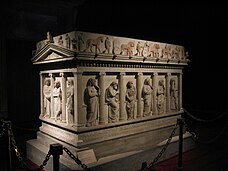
[31,43,76,64]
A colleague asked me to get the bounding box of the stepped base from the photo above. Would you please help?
[27,131,195,171]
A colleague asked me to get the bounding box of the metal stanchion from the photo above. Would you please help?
[177,118,184,171]
[6,121,12,171]
[50,143,63,171]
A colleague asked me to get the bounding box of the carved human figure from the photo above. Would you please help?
[103,37,111,54]
[53,81,62,121]
[84,78,99,127]
[78,33,84,51]
[105,81,119,123]
[136,41,143,56]
[71,38,77,50]
[142,78,153,117]
[65,34,71,49]
[157,80,165,113]
[58,36,63,46]
[66,79,74,124]
[46,31,54,43]
[170,79,178,110]
[43,79,51,117]
[162,45,172,59]
[125,81,136,120]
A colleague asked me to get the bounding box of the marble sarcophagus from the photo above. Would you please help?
[27,31,190,170]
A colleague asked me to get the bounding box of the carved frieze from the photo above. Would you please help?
[32,31,189,65]
[33,30,188,130]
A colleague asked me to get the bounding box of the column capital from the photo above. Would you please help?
[73,72,83,76]
[136,72,143,76]
[49,73,53,77]
[99,72,106,76]
[59,72,65,77]
[152,72,158,76]
[119,72,126,76]
[166,72,171,76]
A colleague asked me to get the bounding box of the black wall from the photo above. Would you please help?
[3,2,228,123]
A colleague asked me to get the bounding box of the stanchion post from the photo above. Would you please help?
[50,143,63,171]
[6,121,12,171]
[177,118,184,171]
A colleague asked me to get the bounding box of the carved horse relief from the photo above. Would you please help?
[120,42,135,56]
[148,43,160,58]
[85,36,104,53]
[113,39,121,55]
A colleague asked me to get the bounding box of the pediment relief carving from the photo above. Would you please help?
[31,43,75,64]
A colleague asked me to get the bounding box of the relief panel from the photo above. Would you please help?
[104,76,119,123]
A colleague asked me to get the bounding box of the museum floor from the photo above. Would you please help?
[13,141,228,171]
[1,115,228,171]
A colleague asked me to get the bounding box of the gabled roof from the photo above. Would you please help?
[31,43,76,64]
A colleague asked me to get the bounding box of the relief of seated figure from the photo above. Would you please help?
[157,79,165,114]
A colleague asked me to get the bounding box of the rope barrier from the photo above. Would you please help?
[183,107,228,144]
[0,118,92,171]
[183,107,228,123]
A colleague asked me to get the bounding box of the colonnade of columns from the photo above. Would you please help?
[40,70,182,127]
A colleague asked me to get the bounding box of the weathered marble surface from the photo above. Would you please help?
[27,31,190,170]
[32,31,189,65]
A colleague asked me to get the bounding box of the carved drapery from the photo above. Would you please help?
[40,69,182,128]
[33,31,187,132]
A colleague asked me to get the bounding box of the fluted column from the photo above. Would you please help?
[98,72,107,124]
[40,73,44,116]
[49,73,55,118]
[136,72,143,118]
[119,72,126,121]
[152,72,158,114]
[178,72,183,111]
[60,73,66,123]
[166,73,171,113]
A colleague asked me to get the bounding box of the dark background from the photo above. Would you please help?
[1,1,228,170]
[2,1,228,123]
